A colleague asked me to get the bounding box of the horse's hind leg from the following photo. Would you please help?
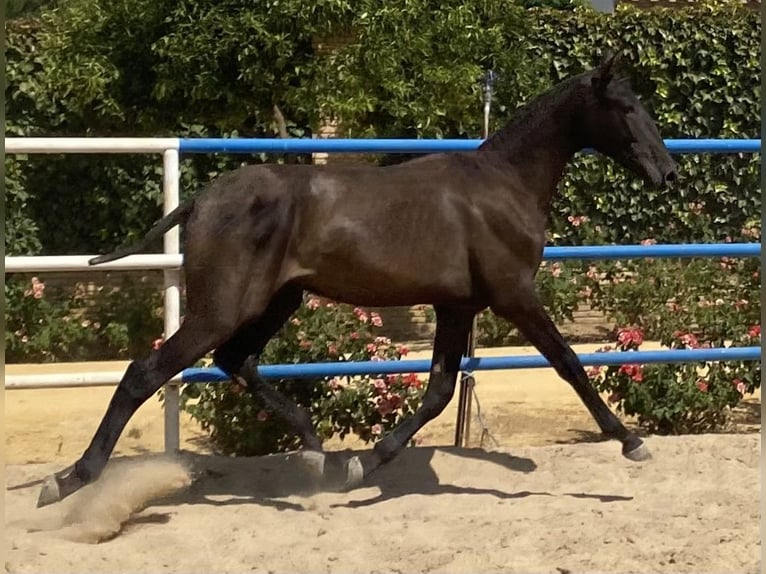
[343,305,476,488]
[491,283,649,461]
[37,313,233,507]
[213,286,324,453]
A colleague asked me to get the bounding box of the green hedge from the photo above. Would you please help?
[4,0,760,362]
[528,2,760,246]
[6,1,759,256]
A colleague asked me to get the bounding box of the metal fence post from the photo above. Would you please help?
[162,148,182,453]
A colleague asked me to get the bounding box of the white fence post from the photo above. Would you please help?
[162,148,182,452]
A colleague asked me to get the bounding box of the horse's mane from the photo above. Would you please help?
[478,70,594,153]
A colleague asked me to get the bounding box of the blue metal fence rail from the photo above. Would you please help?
[183,347,761,383]
[542,243,759,260]
[179,138,760,154]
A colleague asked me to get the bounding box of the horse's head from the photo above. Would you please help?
[579,53,677,188]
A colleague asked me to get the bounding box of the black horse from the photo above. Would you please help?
[38,53,677,507]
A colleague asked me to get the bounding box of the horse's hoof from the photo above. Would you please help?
[37,465,86,507]
[296,451,326,480]
[37,474,62,508]
[623,442,651,462]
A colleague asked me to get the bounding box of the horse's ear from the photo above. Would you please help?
[592,50,620,99]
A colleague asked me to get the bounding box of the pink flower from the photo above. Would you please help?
[152,338,164,350]
[256,409,269,422]
[377,398,393,416]
[329,377,342,391]
[608,392,621,404]
[354,307,369,323]
[397,345,410,357]
[586,366,601,379]
[567,215,588,227]
[24,277,46,299]
[617,327,644,348]
[696,380,708,393]
[736,381,747,395]
[371,424,383,436]
[734,299,749,309]
[350,331,360,340]
[404,373,422,388]
[327,343,338,356]
[299,339,312,349]
[640,238,657,246]
[366,343,377,354]
[373,378,388,393]
[720,257,734,270]
[586,265,598,280]
[370,312,383,327]
[551,262,562,278]
[32,277,45,299]
[618,364,643,383]
[673,331,700,349]
[307,297,321,310]
[290,318,301,326]
[386,392,403,410]
[748,325,761,339]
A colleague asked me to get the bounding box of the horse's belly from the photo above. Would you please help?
[303,248,472,307]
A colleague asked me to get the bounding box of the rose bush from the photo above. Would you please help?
[5,273,162,362]
[589,326,760,434]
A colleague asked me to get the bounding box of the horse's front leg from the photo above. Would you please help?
[342,305,476,488]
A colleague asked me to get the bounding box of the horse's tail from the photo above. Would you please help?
[88,200,195,265]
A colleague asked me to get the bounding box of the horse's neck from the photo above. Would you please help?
[480,111,578,210]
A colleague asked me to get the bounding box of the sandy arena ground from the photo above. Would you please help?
[5,343,762,573]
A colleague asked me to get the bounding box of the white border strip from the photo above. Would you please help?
[6,372,183,389]
[5,255,183,272]
[5,138,179,154]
